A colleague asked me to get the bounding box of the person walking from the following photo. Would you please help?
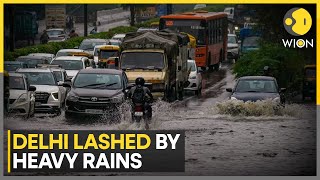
[69,29,79,38]
[40,30,49,44]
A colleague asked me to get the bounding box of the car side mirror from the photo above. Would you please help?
[63,82,71,88]
[226,88,233,92]
[280,88,286,93]
[28,86,36,91]
[57,81,64,86]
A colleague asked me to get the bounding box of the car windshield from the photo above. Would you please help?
[5,64,22,72]
[305,68,316,78]
[94,48,100,56]
[235,79,278,93]
[187,61,196,71]
[9,76,25,90]
[56,51,77,57]
[74,73,122,89]
[53,71,63,82]
[101,50,119,59]
[47,30,63,36]
[19,72,56,85]
[16,58,48,68]
[228,36,237,44]
[121,52,164,69]
[243,37,260,47]
[162,19,206,45]
[79,40,106,51]
[109,41,121,46]
[51,60,83,70]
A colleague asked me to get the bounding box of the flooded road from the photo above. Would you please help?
[4,64,316,175]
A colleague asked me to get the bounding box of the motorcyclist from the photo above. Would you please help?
[128,77,154,120]
[263,66,273,77]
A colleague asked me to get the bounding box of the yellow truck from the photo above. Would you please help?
[119,31,190,101]
[97,45,120,68]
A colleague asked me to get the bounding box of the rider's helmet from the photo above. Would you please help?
[263,66,270,75]
[135,77,145,86]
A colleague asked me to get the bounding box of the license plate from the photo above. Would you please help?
[35,102,42,107]
[134,112,143,116]
[85,109,103,114]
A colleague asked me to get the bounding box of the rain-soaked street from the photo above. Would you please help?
[4,64,317,176]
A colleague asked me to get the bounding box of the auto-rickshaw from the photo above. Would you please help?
[150,22,159,29]
[4,70,10,116]
[68,51,96,68]
[97,45,120,68]
[302,65,316,101]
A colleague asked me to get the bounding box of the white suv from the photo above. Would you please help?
[8,73,37,118]
[16,68,66,115]
[185,60,203,96]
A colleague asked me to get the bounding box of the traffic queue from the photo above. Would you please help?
[4,29,203,124]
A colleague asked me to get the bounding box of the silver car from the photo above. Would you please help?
[16,68,66,115]
[8,73,37,118]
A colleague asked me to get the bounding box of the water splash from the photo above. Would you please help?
[214,99,302,118]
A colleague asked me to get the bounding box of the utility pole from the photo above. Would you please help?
[130,5,135,26]
[9,5,15,52]
[84,4,88,37]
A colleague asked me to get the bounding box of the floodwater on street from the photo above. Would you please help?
[4,64,316,176]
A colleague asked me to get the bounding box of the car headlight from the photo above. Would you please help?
[17,93,27,103]
[189,75,197,79]
[272,97,280,103]
[51,92,59,100]
[230,97,238,100]
[111,94,124,103]
[67,93,79,101]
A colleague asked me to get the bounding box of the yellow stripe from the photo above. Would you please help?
[317,3,320,105]
[0,0,319,4]
[7,130,11,173]
[0,4,3,73]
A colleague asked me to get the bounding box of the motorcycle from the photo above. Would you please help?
[131,97,152,129]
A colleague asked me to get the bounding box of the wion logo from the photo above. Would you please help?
[282,7,313,48]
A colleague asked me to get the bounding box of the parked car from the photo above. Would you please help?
[51,56,93,78]
[28,53,55,63]
[4,61,28,72]
[8,73,36,118]
[46,28,68,42]
[16,68,66,115]
[56,49,86,57]
[109,39,122,46]
[227,34,240,61]
[111,34,126,42]
[77,39,108,55]
[63,69,129,120]
[137,27,158,32]
[193,4,206,10]
[15,56,50,68]
[185,60,203,96]
[226,76,286,104]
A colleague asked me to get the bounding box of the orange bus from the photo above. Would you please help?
[160,11,228,70]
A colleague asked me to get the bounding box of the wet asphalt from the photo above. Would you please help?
[3,63,317,175]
